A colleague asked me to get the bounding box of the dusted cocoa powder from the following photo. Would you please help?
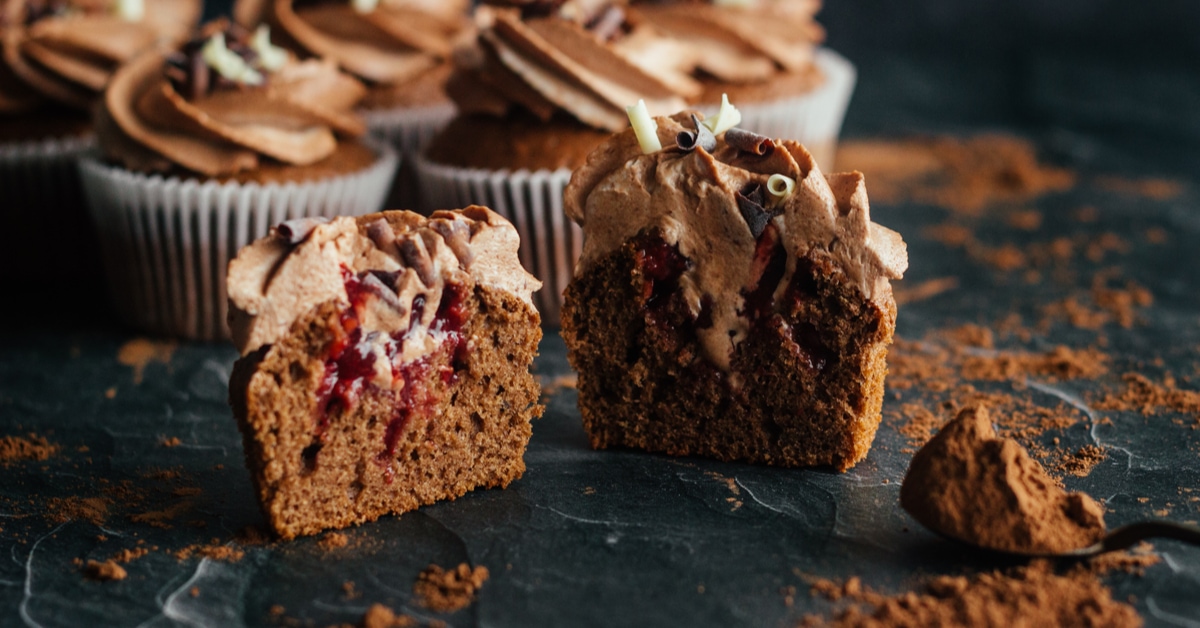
[0,433,59,464]
[900,405,1107,554]
[83,559,127,582]
[804,561,1141,627]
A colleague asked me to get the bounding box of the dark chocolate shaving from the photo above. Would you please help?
[736,182,780,239]
[725,127,774,157]
[399,238,437,287]
[365,218,401,259]
[273,217,330,244]
[359,271,406,315]
[586,5,626,42]
[676,114,717,153]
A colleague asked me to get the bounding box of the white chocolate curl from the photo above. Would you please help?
[112,0,144,21]
[251,25,288,72]
[351,0,378,14]
[202,33,264,86]
[626,100,662,154]
[767,173,796,198]
[703,94,742,135]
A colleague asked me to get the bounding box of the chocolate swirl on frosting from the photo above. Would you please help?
[234,0,471,108]
[96,20,367,176]
[564,112,907,370]
[0,0,200,112]
[447,2,699,132]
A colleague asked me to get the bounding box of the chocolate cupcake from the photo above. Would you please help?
[0,0,200,291]
[418,0,697,321]
[233,0,473,210]
[633,0,855,168]
[79,21,398,340]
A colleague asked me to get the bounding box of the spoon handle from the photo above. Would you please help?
[1101,521,1200,552]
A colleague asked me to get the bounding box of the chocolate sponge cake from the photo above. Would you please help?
[227,207,542,538]
[562,111,908,471]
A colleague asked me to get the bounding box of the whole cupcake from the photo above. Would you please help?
[632,0,855,168]
[80,20,398,340]
[233,0,473,210]
[418,0,697,322]
[0,0,200,291]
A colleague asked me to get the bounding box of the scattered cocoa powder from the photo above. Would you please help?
[341,580,361,600]
[116,338,176,385]
[357,604,418,628]
[901,405,1106,554]
[836,136,1076,214]
[1095,176,1184,201]
[319,532,350,551]
[959,345,1108,382]
[46,496,110,527]
[1052,445,1108,478]
[110,547,150,564]
[0,433,59,464]
[1095,373,1200,418]
[803,561,1140,627]
[161,437,182,448]
[1088,544,1162,577]
[83,559,127,582]
[892,277,959,306]
[174,541,245,562]
[413,563,489,613]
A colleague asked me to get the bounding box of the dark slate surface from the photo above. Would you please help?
[4,5,1200,627]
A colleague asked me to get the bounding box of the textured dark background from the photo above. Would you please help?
[3,2,1199,627]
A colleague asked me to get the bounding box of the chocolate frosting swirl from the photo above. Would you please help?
[0,0,200,112]
[565,112,907,370]
[633,0,824,88]
[234,0,471,107]
[448,2,698,132]
[96,22,367,176]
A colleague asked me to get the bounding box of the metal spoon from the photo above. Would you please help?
[934,520,1200,559]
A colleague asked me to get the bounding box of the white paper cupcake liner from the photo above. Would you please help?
[79,141,399,341]
[703,48,857,168]
[414,157,576,324]
[364,103,456,213]
[1,134,97,280]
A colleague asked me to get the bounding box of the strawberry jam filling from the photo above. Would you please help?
[307,267,469,476]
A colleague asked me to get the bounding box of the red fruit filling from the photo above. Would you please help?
[306,267,469,477]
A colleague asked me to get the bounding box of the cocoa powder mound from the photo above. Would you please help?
[900,405,1107,554]
[0,434,59,464]
[806,561,1141,628]
[413,563,489,613]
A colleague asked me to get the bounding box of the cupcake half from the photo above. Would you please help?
[80,20,398,340]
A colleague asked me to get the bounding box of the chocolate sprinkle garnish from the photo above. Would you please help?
[164,23,264,100]
[725,127,774,156]
[586,4,626,42]
[274,217,330,244]
[736,182,780,239]
[676,114,717,153]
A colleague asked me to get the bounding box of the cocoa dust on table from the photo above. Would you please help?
[82,559,127,582]
[801,560,1141,628]
[0,433,59,464]
[413,563,490,613]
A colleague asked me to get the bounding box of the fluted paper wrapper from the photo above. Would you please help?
[706,48,857,168]
[0,134,97,282]
[416,158,575,324]
[79,143,399,341]
[364,103,455,213]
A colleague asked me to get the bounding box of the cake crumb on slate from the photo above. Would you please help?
[116,338,176,384]
[83,559,127,581]
[413,563,489,612]
[319,532,350,551]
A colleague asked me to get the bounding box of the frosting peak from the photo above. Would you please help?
[565,112,906,369]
